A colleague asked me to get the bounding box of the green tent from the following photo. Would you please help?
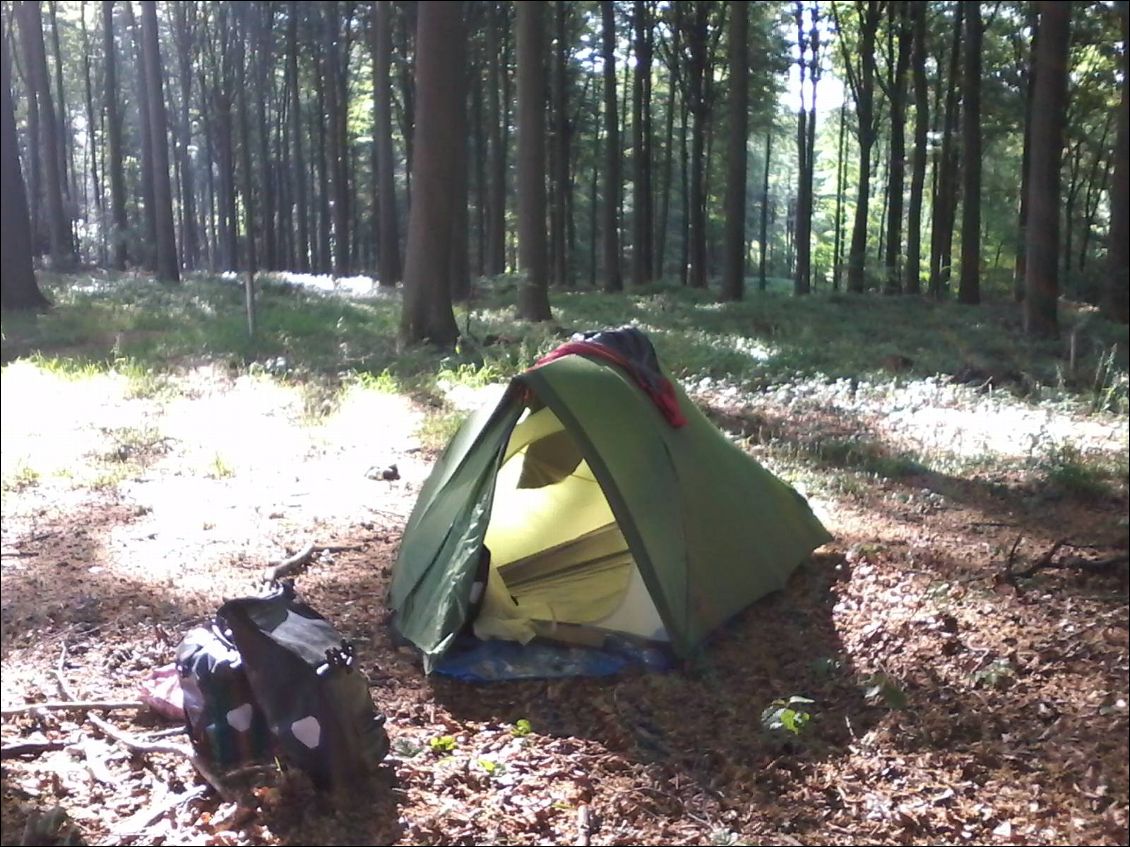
[390,348,831,671]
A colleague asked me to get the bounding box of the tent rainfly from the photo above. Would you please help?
[390,329,831,671]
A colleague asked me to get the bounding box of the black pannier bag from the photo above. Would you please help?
[177,583,389,788]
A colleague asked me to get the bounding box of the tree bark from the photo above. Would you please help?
[516,1,552,320]
[929,1,963,298]
[600,0,622,291]
[140,1,179,282]
[758,129,771,291]
[485,1,507,276]
[323,3,349,277]
[883,2,911,295]
[253,4,276,270]
[287,3,310,271]
[1024,1,1071,338]
[686,1,710,289]
[1014,9,1039,301]
[400,1,463,345]
[103,2,129,270]
[631,0,654,287]
[832,102,847,291]
[721,0,748,301]
[234,4,256,333]
[374,0,402,286]
[172,3,199,271]
[957,1,982,304]
[655,3,681,280]
[123,0,157,270]
[1104,0,1129,324]
[904,1,928,295]
[1,17,49,310]
[552,0,570,288]
[16,0,73,269]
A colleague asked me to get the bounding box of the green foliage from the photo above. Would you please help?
[863,673,909,710]
[511,719,533,738]
[970,658,1014,690]
[1,461,41,493]
[392,737,424,759]
[760,696,815,736]
[1037,443,1123,501]
[428,735,457,755]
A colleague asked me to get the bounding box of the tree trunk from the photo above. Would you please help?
[957,1,982,304]
[172,3,199,271]
[18,18,43,257]
[929,1,963,298]
[397,2,416,199]
[516,1,552,320]
[48,1,71,209]
[2,18,49,310]
[600,0,622,291]
[80,5,104,264]
[1024,1,1071,338]
[552,0,570,288]
[883,2,911,295]
[374,0,402,286]
[485,1,507,276]
[253,4,276,270]
[400,0,463,345]
[1014,9,1039,301]
[721,0,748,301]
[140,1,179,282]
[833,102,847,291]
[687,1,709,289]
[103,1,129,270]
[16,0,73,270]
[449,21,470,304]
[904,1,928,295]
[1103,0,1129,324]
[631,0,654,287]
[234,4,256,333]
[656,3,681,280]
[323,3,349,277]
[287,3,310,271]
[758,130,771,291]
[123,0,157,270]
[842,0,882,293]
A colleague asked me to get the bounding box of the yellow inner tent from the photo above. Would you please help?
[475,405,668,646]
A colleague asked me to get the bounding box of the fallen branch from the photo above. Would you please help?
[111,786,207,839]
[0,739,67,759]
[87,713,234,802]
[260,541,368,583]
[1003,537,1129,584]
[1,700,145,717]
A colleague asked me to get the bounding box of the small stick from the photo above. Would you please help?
[261,540,317,583]
[1,700,145,717]
[0,740,67,759]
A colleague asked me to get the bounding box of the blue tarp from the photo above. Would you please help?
[433,636,673,682]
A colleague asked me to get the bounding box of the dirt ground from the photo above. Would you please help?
[1,362,1127,846]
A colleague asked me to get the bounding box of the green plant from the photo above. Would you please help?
[392,737,424,759]
[511,718,533,738]
[971,658,1014,689]
[863,673,909,709]
[209,453,235,479]
[760,696,815,736]
[476,758,506,778]
[429,735,457,755]
[2,461,41,492]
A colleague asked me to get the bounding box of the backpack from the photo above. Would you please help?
[176,583,389,788]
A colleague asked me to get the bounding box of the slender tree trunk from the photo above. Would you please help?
[957,1,982,304]
[286,4,309,271]
[123,0,157,269]
[172,4,199,271]
[48,1,71,208]
[233,4,256,332]
[929,1,963,297]
[721,0,748,301]
[687,1,709,289]
[632,0,654,287]
[882,3,910,295]
[2,18,49,310]
[1024,1,1071,338]
[552,0,570,287]
[758,130,771,291]
[140,1,179,282]
[904,1,928,295]
[516,1,552,320]
[600,0,622,291]
[81,5,104,264]
[103,2,129,269]
[449,29,470,304]
[18,18,43,256]
[323,3,349,276]
[16,0,73,269]
[485,1,506,276]
[1014,9,1039,301]
[252,4,276,270]
[832,103,847,291]
[1104,1,1129,323]
[656,5,680,280]
[679,85,689,286]
[400,1,463,345]
[843,0,882,293]
[396,2,416,198]
[374,0,402,285]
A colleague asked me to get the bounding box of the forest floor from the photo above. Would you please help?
[1,271,1128,846]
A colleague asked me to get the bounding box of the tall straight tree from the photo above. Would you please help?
[103,1,128,270]
[600,0,622,291]
[1105,0,1129,324]
[253,3,276,271]
[632,0,654,287]
[2,14,49,310]
[1014,9,1039,300]
[551,0,570,288]
[685,0,711,289]
[836,0,882,293]
[930,2,963,297]
[373,0,401,287]
[485,0,507,276]
[903,1,928,294]
[400,0,463,345]
[324,2,349,277]
[794,2,819,296]
[234,3,256,329]
[881,2,911,295]
[15,0,73,269]
[957,1,982,304]
[721,0,748,301]
[516,0,552,320]
[1024,1,1071,338]
[140,0,179,282]
[123,0,157,269]
[171,2,199,271]
[287,3,310,271]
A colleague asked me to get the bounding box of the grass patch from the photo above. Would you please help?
[417,409,468,452]
[1037,444,1126,501]
[1,461,41,492]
